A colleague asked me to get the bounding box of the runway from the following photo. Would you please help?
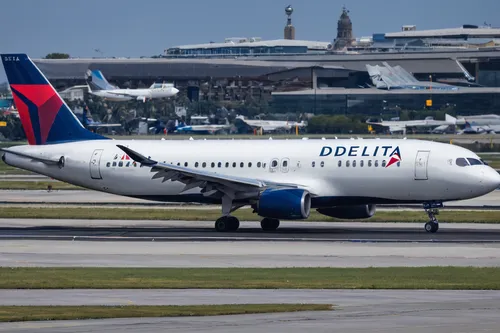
[1,290,499,333]
[0,189,499,208]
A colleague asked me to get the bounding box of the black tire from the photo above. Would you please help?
[261,218,280,231]
[424,222,438,233]
[215,217,228,232]
[227,216,240,231]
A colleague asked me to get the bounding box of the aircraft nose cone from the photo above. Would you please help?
[482,168,500,191]
[172,88,179,95]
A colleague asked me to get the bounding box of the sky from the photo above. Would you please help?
[0,0,499,83]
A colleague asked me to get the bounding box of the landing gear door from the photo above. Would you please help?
[90,149,104,179]
[414,150,430,180]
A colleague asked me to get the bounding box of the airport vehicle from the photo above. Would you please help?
[2,54,500,233]
[87,69,179,102]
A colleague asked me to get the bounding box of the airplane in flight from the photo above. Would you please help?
[2,54,500,234]
[86,69,179,102]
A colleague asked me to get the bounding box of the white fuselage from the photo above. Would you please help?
[90,87,179,101]
[3,139,499,206]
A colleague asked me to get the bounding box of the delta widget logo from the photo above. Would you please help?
[386,149,401,168]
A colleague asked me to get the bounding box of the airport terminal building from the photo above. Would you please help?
[30,8,500,116]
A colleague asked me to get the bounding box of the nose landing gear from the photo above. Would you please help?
[423,202,443,233]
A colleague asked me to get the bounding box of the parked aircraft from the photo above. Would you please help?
[456,114,500,134]
[366,114,457,134]
[2,54,500,234]
[87,70,179,102]
[174,118,232,135]
[235,115,307,133]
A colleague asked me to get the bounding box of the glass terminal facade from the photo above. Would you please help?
[166,45,309,56]
[270,90,500,116]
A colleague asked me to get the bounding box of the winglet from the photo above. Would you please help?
[116,145,157,166]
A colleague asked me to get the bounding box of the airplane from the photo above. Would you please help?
[77,106,122,130]
[456,114,500,134]
[174,117,232,135]
[366,114,457,135]
[235,115,307,134]
[1,53,500,234]
[86,69,179,102]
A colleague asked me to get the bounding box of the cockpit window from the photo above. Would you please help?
[455,158,469,167]
[467,158,483,166]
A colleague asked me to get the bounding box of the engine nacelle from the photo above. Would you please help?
[317,205,376,219]
[256,189,311,220]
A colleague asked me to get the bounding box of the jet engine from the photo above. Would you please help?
[316,205,376,219]
[255,189,311,219]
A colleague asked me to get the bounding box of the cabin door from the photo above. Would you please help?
[414,150,430,180]
[90,149,104,179]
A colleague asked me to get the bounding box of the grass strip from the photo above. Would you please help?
[0,206,498,223]
[0,304,331,322]
[1,267,500,290]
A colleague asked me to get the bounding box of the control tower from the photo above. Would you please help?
[333,6,354,50]
[284,5,295,40]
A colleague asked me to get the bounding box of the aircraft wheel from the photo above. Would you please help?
[424,222,439,233]
[260,218,280,231]
[215,216,239,232]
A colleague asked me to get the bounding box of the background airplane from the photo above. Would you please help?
[235,115,307,134]
[86,70,179,102]
[366,114,457,135]
[456,114,500,134]
[173,117,232,135]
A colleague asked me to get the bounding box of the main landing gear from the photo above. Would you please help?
[423,202,443,233]
[214,195,281,232]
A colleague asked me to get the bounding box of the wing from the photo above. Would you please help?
[116,145,308,202]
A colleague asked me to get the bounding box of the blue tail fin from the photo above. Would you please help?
[1,54,108,145]
[88,70,117,91]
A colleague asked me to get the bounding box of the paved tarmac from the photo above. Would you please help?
[2,219,500,242]
[0,189,498,208]
[1,290,499,332]
[1,237,500,267]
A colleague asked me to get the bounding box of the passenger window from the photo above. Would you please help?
[118,161,123,167]
[352,160,356,167]
[283,160,288,167]
[126,162,130,167]
[263,163,267,168]
[360,160,364,167]
[195,162,199,168]
[185,162,188,167]
[271,160,278,168]
[218,162,222,168]
[467,158,482,165]
[112,162,117,167]
[225,162,229,168]
[232,162,236,168]
[375,160,379,167]
[248,162,252,167]
[456,158,468,167]
[320,161,324,167]
[397,162,401,167]
[202,162,206,168]
[257,162,261,168]
[106,162,111,167]
[368,160,372,167]
[312,161,316,167]
[240,162,244,168]
[346,160,350,167]
[177,162,180,166]
[211,162,215,168]
[382,160,386,167]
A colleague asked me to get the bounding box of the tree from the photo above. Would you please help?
[44,53,70,59]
